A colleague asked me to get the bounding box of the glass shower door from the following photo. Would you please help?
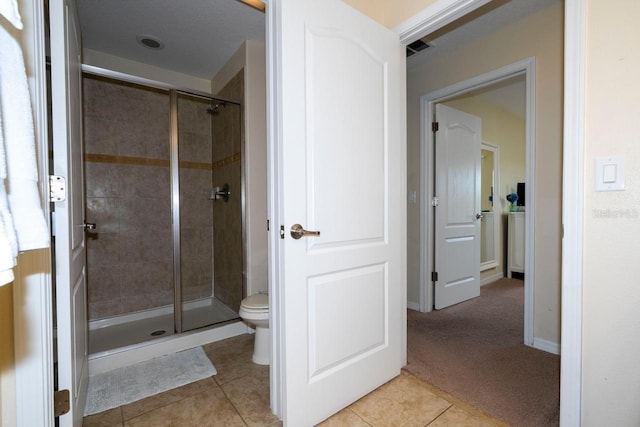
[176,92,242,331]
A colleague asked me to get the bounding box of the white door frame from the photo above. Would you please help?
[418,58,537,350]
[560,0,585,424]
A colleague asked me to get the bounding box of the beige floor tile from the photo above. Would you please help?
[124,388,245,427]
[220,369,279,426]
[349,371,451,427]
[121,377,218,420]
[427,406,500,427]
[83,407,123,427]
[316,408,371,426]
[203,334,267,385]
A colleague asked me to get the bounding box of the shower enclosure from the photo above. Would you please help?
[83,73,244,355]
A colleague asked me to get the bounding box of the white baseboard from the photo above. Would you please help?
[89,321,249,374]
[407,301,421,311]
[532,337,561,355]
[481,271,505,286]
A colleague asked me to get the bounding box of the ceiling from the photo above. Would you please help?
[76,0,265,80]
[76,0,560,82]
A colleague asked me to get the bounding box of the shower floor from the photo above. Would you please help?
[89,297,240,355]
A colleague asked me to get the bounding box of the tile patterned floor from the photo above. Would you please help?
[83,334,505,427]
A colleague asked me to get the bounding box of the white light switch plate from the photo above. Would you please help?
[595,156,625,191]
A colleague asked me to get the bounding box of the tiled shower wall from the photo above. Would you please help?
[212,71,244,312]
[84,74,244,321]
[83,76,173,320]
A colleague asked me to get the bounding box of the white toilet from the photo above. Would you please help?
[239,293,270,365]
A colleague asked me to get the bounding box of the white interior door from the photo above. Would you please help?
[272,0,406,424]
[434,104,481,310]
[50,0,88,425]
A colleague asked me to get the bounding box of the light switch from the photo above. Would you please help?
[602,164,617,183]
[595,157,625,191]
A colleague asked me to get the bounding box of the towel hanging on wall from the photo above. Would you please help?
[0,0,50,286]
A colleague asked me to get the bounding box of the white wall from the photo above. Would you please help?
[406,2,563,345]
[582,0,640,425]
[212,41,268,297]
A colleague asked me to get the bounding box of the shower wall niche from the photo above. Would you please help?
[83,73,244,350]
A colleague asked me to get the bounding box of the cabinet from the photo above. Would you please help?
[508,212,525,277]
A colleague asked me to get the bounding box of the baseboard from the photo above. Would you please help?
[481,271,505,286]
[407,301,421,311]
[532,337,561,355]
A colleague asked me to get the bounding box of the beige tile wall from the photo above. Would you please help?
[84,75,173,320]
[84,74,245,321]
[212,71,244,311]
[84,73,244,320]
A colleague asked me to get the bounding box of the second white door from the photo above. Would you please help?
[434,104,481,310]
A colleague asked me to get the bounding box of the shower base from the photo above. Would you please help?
[89,297,240,354]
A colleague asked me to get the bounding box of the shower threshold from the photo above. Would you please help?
[88,297,240,355]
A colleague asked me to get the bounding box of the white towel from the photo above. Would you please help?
[0,1,50,286]
[0,0,22,29]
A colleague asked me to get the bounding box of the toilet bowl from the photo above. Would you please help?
[239,293,270,365]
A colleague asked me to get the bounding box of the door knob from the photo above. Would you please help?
[290,224,321,239]
[82,222,96,232]
[475,213,484,220]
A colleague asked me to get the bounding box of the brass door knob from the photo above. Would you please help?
[290,224,321,239]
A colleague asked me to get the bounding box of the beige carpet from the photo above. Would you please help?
[405,278,560,426]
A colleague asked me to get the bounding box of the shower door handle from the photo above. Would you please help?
[290,224,320,240]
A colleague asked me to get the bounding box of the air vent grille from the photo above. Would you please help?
[406,39,431,57]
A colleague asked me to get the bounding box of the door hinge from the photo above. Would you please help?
[267,219,270,231]
[431,271,438,282]
[431,196,439,207]
[54,389,70,417]
[279,225,285,239]
[49,175,66,202]
[432,122,439,132]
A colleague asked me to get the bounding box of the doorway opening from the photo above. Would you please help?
[419,58,537,347]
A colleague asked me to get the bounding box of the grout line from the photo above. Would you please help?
[352,408,375,427]
[402,369,509,427]
[424,404,453,426]
[217,380,250,427]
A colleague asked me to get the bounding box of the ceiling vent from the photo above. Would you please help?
[136,35,165,50]
[406,39,431,57]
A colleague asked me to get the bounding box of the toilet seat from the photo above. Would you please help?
[240,293,268,312]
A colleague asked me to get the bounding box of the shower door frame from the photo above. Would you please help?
[82,64,246,336]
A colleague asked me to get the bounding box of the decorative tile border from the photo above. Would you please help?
[84,153,241,170]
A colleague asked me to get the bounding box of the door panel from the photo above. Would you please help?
[308,27,386,246]
[434,104,481,310]
[51,0,88,424]
[274,0,406,424]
